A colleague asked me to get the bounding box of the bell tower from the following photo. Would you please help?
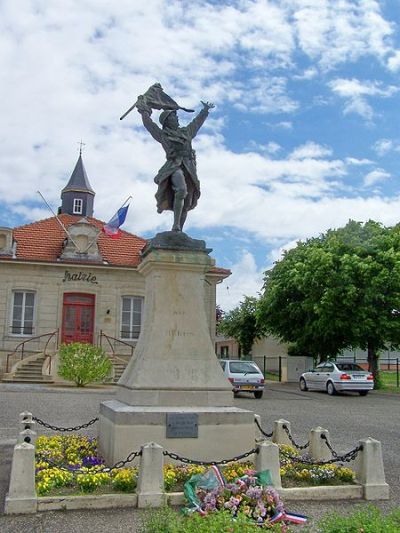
[59,148,95,217]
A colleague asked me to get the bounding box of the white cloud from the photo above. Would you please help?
[373,138,400,156]
[267,121,293,130]
[265,142,281,154]
[293,67,318,80]
[388,51,400,72]
[216,251,264,311]
[345,157,373,166]
[292,0,394,70]
[290,142,332,159]
[234,77,298,114]
[329,78,398,119]
[363,168,391,187]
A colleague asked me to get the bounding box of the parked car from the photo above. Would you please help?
[219,359,265,399]
[299,361,374,396]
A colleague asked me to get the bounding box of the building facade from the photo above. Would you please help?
[0,154,229,380]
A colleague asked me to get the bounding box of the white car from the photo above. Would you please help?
[219,359,265,399]
[299,361,374,396]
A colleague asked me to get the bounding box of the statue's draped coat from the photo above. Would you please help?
[140,108,209,213]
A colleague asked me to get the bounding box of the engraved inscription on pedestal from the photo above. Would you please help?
[166,413,198,438]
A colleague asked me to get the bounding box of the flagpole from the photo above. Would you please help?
[119,195,132,209]
[37,191,80,250]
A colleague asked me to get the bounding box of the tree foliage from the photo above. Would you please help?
[257,220,400,380]
[217,296,262,357]
[58,342,113,387]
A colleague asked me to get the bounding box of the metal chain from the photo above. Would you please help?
[320,433,338,458]
[36,449,142,475]
[280,444,363,466]
[163,447,259,466]
[282,424,309,450]
[32,416,99,432]
[254,418,273,438]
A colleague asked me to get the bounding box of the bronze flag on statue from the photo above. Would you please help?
[120,83,194,120]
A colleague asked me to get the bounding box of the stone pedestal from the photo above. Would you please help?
[99,232,255,464]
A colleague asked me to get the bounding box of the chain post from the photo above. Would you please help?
[137,443,164,508]
[273,420,292,447]
[19,412,35,432]
[309,427,331,462]
[256,441,281,488]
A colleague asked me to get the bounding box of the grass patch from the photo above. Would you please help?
[318,505,400,532]
[142,506,287,532]
[265,371,280,381]
[380,371,399,391]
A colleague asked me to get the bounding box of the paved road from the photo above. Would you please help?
[0,382,399,532]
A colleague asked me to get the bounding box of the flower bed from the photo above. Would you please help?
[163,445,355,492]
[279,444,355,487]
[35,436,355,497]
[35,435,138,495]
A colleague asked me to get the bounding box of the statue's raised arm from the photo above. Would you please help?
[128,85,214,232]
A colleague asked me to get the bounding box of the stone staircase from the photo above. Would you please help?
[4,354,54,383]
[111,356,129,383]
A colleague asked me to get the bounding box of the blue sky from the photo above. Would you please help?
[1,0,400,310]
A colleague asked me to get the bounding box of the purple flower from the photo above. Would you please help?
[82,456,104,467]
[246,486,262,499]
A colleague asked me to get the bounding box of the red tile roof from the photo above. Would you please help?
[1,215,230,278]
[10,215,146,267]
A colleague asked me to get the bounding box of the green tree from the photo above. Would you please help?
[58,342,113,387]
[257,220,400,383]
[217,296,262,357]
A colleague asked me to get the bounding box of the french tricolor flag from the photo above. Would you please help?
[102,205,129,239]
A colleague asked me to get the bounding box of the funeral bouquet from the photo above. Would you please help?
[184,466,307,527]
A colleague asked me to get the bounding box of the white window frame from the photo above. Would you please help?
[73,198,83,214]
[10,290,36,336]
[120,296,143,340]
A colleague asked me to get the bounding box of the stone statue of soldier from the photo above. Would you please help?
[135,93,214,232]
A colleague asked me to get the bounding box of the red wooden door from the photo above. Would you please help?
[61,293,95,344]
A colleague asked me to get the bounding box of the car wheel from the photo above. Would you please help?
[299,378,308,391]
[254,391,263,399]
[326,381,336,396]
[359,391,368,396]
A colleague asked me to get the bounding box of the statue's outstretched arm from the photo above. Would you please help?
[137,97,162,143]
[187,101,214,139]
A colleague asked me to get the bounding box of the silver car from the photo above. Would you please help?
[219,359,265,399]
[299,361,374,396]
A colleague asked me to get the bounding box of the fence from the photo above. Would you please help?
[5,411,390,514]
[252,355,283,382]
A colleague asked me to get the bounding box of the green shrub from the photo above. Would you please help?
[318,505,400,533]
[58,342,112,387]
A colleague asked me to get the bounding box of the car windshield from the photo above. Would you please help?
[229,362,260,374]
[336,363,365,372]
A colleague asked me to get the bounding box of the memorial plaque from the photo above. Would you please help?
[166,413,198,438]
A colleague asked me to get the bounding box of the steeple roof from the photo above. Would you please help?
[62,153,95,195]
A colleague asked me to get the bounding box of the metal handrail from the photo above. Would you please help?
[98,330,135,358]
[6,330,59,373]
